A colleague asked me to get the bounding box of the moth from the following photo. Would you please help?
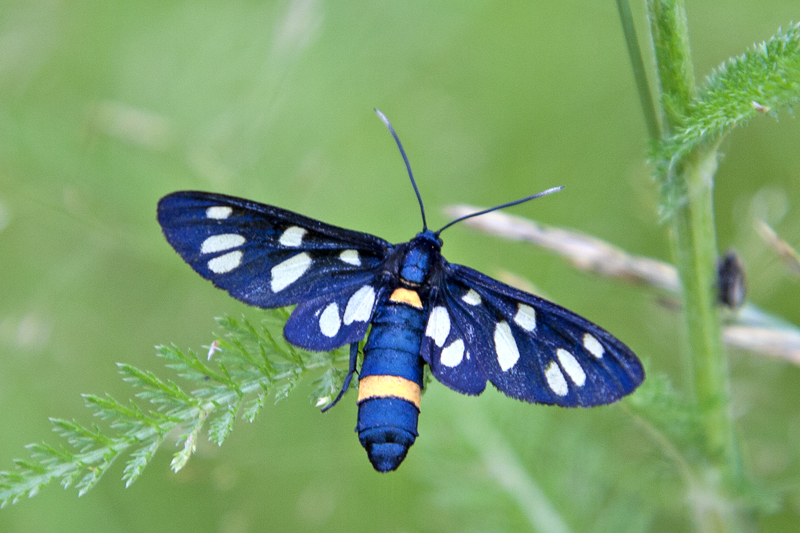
[157,111,644,472]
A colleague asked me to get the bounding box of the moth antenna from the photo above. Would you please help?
[375,109,428,231]
[435,186,564,237]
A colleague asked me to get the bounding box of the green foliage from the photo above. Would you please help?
[0,311,349,507]
[656,21,800,218]
[641,5,800,530]
[625,373,703,460]
[679,22,800,152]
[647,0,698,128]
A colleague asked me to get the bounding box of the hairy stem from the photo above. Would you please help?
[646,1,745,531]
[647,0,696,130]
[671,142,745,532]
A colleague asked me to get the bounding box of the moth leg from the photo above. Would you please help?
[321,342,359,412]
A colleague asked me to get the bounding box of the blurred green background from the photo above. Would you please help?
[2,1,799,531]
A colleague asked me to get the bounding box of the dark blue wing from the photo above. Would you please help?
[421,263,644,407]
[158,191,393,352]
[158,191,392,308]
[285,280,386,351]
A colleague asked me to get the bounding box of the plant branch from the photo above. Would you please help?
[616,0,662,140]
[646,0,696,129]
[0,313,349,506]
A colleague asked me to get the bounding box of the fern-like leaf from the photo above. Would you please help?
[0,310,349,506]
[123,439,162,488]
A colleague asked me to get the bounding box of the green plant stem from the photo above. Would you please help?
[646,1,744,531]
[616,0,661,140]
[672,147,740,533]
[647,0,696,129]
[672,142,728,452]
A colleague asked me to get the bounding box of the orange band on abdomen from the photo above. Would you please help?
[357,375,422,408]
[389,288,423,309]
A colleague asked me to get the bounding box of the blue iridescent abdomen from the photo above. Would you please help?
[356,300,426,472]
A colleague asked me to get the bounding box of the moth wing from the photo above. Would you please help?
[158,191,392,309]
[284,278,386,351]
[423,264,644,407]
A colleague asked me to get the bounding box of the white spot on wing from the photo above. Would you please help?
[440,339,465,367]
[271,252,312,292]
[339,249,360,266]
[279,226,306,247]
[201,233,246,254]
[583,333,604,359]
[208,251,243,273]
[319,303,341,337]
[343,285,375,325]
[425,306,451,348]
[462,289,481,306]
[545,361,568,396]
[494,321,520,371]
[514,304,536,331]
[206,206,232,219]
[557,348,586,387]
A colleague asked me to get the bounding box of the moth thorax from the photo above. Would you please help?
[400,242,435,285]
